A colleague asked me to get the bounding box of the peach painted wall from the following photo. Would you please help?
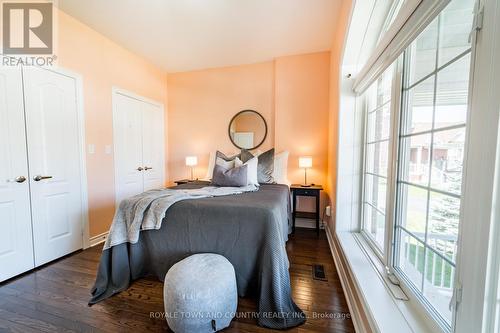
[327,0,353,228]
[57,10,168,237]
[274,52,331,213]
[168,52,331,215]
[274,52,330,187]
[167,62,275,181]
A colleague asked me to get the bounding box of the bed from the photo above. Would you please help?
[89,181,305,329]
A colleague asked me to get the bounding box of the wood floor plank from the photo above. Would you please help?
[0,228,355,332]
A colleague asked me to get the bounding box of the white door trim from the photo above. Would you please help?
[111,86,165,207]
[34,66,90,249]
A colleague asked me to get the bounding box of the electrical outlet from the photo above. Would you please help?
[325,205,331,217]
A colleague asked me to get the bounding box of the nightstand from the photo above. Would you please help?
[174,179,194,185]
[290,184,323,235]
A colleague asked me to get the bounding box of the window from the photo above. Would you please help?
[361,64,395,255]
[393,0,475,328]
[378,0,406,42]
[359,0,476,329]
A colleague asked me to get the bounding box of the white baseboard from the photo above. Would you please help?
[89,231,108,247]
[325,225,371,333]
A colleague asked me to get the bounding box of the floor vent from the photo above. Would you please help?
[312,264,327,281]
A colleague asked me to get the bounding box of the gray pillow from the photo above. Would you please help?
[216,151,240,161]
[254,148,275,184]
[240,149,254,163]
[211,164,248,187]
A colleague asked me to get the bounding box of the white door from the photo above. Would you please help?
[23,67,84,266]
[142,102,165,191]
[0,67,35,281]
[233,132,254,149]
[113,93,144,204]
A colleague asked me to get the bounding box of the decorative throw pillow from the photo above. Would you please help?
[204,151,240,180]
[240,149,254,163]
[211,164,248,187]
[257,148,275,183]
[215,157,236,170]
[216,151,240,161]
[240,148,275,183]
[235,156,259,186]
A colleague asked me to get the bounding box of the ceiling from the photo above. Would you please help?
[58,0,342,73]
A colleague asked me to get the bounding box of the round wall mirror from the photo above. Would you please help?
[228,110,267,150]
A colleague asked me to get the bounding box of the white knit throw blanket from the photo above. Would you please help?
[103,185,257,250]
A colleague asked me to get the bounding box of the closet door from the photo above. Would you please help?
[23,67,84,266]
[142,102,165,191]
[113,93,144,204]
[0,67,34,281]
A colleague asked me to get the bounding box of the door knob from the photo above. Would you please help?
[7,176,26,183]
[33,175,53,181]
[15,176,26,183]
[144,166,153,170]
[137,167,144,171]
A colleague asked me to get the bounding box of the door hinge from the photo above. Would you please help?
[469,1,484,42]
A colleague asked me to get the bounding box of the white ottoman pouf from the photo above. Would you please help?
[163,254,238,333]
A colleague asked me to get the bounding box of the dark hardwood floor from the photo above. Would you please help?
[0,228,355,332]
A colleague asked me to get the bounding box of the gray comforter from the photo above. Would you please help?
[89,182,305,329]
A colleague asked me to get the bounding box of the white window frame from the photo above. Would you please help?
[391,38,475,333]
[364,19,476,333]
[359,64,402,266]
[334,0,500,331]
[358,56,457,332]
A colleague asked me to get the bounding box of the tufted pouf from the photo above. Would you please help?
[163,254,238,333]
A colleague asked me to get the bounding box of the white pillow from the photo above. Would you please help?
[204,151,216,180]
[235,156,259,186]
[272,151,289,185]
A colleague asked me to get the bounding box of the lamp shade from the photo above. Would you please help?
[298,157,312,168]
[185,156,198,167]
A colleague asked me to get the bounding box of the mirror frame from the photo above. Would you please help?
[228,109,268,150]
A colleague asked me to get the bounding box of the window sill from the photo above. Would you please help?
[327,228,440,333]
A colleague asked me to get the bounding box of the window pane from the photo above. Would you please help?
[407,20,438,87]
[366,141,389,177]
[362,64,394,254]
[435,54,471,129]
[438,0,474,66]
[431,127,465,194]
[378,67,393,105]
[395,0,474,327]
[399,184,427,241]
[401,134,431,186]
[364,203,386,249]
[397,229,425,291]
[367,106,391,142]
[403,76,435,135]
[366,83,378,112]
[428,191,459,260]
[423,250,455,323]
[364,174,387,212]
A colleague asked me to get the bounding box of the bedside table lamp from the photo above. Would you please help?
[298,157,312,187]
[185,156,198,180]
